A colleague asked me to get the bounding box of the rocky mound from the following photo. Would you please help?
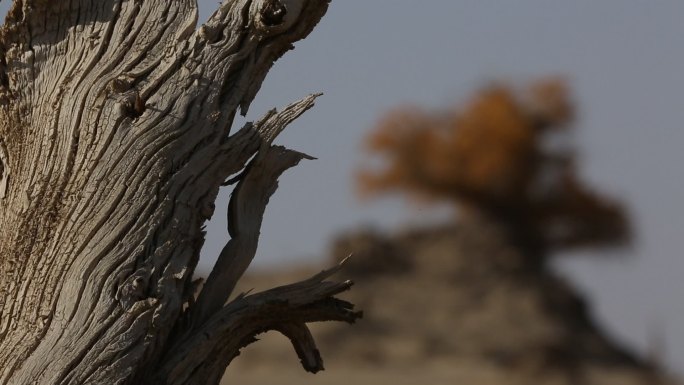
[222,219,677,385]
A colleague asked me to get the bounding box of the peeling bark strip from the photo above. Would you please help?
[0,1,359,385]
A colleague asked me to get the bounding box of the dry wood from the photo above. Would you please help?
[0,1,359,384]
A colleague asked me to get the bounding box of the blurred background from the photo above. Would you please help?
[3,0,682,382]
[200,1,682,375]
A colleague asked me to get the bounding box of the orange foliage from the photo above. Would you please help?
[358,78,629,251]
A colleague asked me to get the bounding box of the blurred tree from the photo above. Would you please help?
[358,78,630,256]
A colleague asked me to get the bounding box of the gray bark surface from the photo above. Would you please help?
[0,1,359,384]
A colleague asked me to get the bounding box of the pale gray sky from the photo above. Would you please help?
[2,0,683,374]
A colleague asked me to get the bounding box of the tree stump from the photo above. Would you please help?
[0,1,359,384]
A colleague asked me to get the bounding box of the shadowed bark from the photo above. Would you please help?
[0,1,359,384]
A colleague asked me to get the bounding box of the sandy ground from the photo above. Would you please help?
[222,361,507,385]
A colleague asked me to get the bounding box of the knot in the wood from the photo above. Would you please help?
[120,91,146,119]
[261,0,288,26]
[199,24,224,44]
[116,267,153,310]
[109,75,134,94]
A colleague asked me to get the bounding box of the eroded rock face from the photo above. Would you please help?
[226,219,679,385]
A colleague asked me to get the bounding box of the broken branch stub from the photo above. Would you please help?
[192,145,315,327]
[154,258,361,384]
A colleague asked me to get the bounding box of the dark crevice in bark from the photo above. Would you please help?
[0,139,7,199]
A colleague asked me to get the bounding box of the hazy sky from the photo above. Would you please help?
[2,0,683,374]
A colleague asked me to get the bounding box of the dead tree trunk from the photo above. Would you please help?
[0,1,359,384]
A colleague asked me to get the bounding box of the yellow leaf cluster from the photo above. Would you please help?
[358,78,629,251]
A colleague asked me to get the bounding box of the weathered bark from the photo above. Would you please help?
[0,1,359,384]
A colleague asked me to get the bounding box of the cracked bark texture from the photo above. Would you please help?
[0,1,359,384]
